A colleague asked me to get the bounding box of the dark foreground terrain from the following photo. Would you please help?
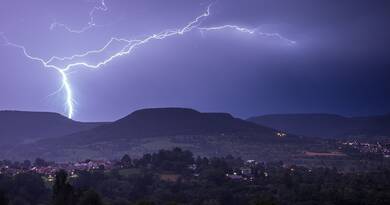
[1,148,390,205]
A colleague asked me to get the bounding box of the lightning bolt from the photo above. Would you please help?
[1,33,75,118]
[1,4,296,119]
[50,0,108,33]
[198,25,296,45]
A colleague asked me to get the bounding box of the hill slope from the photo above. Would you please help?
[58,108,280,144]
[12,108,299,161]
[248,113,390,138]
[0,111,103,144]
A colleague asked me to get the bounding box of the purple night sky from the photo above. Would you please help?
[0,0,389,121]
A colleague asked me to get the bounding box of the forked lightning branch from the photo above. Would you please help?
[1,2,296,119]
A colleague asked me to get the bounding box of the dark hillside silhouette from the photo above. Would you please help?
[54,108,283,145]
[0,111,104,144]
[248,113,390,138]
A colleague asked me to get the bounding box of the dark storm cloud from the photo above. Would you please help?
[0,0,389,121]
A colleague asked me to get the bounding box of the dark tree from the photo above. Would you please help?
[136,201,155,205]
[13,173,49,204]
[110,198,132,205]
[121,154,132,168]
[9,197,29,205]
[22,160,31,169]
[0,190,8,205]
[34,158,47,167]
[53,170,75,205]
[77,190,104,205]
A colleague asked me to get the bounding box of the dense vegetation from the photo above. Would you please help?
[1,148,390,205]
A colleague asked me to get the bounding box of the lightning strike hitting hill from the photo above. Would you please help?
[1,4,296,119]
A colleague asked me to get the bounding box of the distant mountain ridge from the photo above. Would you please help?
[248,113,390,139]
[0,110,104,144]
[0,108,298,161]
[56,108,280,144]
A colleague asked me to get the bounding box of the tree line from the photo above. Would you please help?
[1,147,390,205]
